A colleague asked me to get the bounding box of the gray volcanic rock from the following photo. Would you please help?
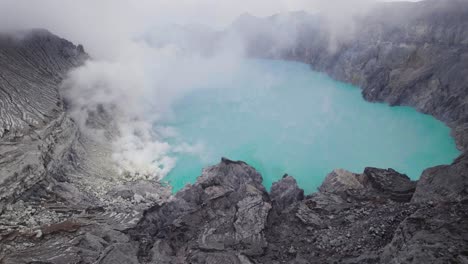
[320,168,416,202]
[238,0,468,151]
[0,29,85,138]
[1,157,467,263]
[129,158,271,263]
[412,153,468,203]
[319,169,364,193]
[0,30,171,262]
[122,160,464,263]
[0,29,86,209]
[381,201,468,264]
[270,174,304,212]
[2,0,468,263]
[261,168,418,263]
[362,168,417,202]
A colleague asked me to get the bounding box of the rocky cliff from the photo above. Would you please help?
[0,30,171,262]
[1,0,468,263]
[236,0,468,150]
[4,157,466,263]
[0,29,84,208]
[126,159,467,264]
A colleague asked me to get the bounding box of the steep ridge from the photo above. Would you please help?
[0,29,86,208]
[0,30,171,262]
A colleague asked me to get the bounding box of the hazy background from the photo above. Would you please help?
[0,0,421,58]
[0,0,425,180]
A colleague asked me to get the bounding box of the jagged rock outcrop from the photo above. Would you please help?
[129,158,271,263]
[412,152,468,203]
[6,158,462,263]
[319,167,417,202]
[270,175,304,213]
[124,159,465,264]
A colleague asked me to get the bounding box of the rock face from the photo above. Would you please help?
[5,158,464,263]
[0,30,171,262]
[412,153,468,203]
[237,0,468,151]
[130,158,272,263]
[128,160,464,264]
[270,175,304,212]
[0,29,85,209]
[320,168,417,203]
[2,0,468,263]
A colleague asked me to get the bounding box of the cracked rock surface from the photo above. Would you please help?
[5,157,465,263]
[0,30,171,262]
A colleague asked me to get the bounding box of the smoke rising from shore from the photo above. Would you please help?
[0,0,424,180]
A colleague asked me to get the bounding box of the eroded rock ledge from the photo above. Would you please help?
[3,158,467,263]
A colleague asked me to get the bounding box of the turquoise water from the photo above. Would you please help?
[162,59,459,194]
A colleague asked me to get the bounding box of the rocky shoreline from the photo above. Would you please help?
[241,0,468,152]
[1,0,468,263]
[4,156,467,263]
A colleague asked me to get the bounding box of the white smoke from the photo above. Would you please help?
[62,33,245,180]
[0,0,425,180]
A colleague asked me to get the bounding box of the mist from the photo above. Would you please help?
[0,0,418,58]
[0,0,424,181]
[61,35,245,180]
